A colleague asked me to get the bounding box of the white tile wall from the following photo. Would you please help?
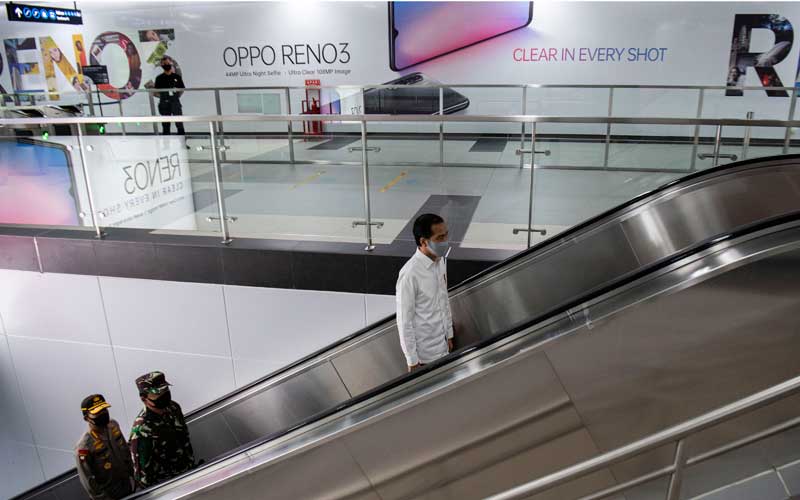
[7,335,126,452]
[0,335,35,440]
[0,270,109,344]
[100,277,231,357]
[0,271,395,494]
[366,294,396,325]
[114,346,236,418]
[38,446,76,480]
[0,440,45,499]
[224,286,367,367]
[233,357,282,388]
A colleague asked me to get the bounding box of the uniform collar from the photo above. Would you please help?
[414,248,437,269]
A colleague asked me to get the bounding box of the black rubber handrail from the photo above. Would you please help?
[120,194,800,498]
[13,154,800,499]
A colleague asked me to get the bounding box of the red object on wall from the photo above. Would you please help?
[302,79,323,136]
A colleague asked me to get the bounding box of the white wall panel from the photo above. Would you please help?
[0,270,109,344]
[366,294,396,325]
[37,446,76,480]
[7,336,125,452]
[113,346,236,419]
[233,357,282,389]
[224,286,366,367]
[0,335,35,441]
[100,277,231,357]
[0,440,45,499]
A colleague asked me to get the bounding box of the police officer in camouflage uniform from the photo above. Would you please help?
[129,371,196,488]
[74,394,135,499]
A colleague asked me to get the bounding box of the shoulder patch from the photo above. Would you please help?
[78,449,89,460]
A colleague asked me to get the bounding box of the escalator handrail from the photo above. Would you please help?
[124,207,800,499]
[13,154,800,499]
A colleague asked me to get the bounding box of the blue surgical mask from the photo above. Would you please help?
[428,239,450,258]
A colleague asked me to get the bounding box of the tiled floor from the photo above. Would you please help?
[166,136,798,249]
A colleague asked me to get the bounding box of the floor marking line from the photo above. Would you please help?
[291,170,326,190]
[380,171,408,193]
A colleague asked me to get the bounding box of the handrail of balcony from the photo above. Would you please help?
[2,113,800,128]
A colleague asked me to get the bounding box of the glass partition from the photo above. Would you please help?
[76,118,222,236]
[1,93,799,250]
[0,118,91,231]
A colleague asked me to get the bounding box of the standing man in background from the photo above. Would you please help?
[154,56,185,135]
[129,371,195,489]
[74,394,135,499]
[396,213,455,372]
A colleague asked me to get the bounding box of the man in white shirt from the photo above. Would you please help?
[396,213,455,372]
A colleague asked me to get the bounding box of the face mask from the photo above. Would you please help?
[427,239,450,258]
[162,64,172,72]
[150,391,172,409]
[90,411,110,428]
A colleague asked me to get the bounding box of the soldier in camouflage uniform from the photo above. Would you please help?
[74,394,135,499]
[129,371,196,488]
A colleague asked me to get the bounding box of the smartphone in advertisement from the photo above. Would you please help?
[363,72,470,115]
[389,1,534,71]
[0,138,81,226]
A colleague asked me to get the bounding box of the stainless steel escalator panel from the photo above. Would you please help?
[218,361,351,445]
[187,412,241,464]
[142,221,800,500]
[450,223,643,346]
[331,326,406,397]
[620,167,800,265]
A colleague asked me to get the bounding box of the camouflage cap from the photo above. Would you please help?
[81,394,111,415]
[135,371,172,395]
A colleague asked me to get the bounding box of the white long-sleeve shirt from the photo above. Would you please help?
[396,249,454,366]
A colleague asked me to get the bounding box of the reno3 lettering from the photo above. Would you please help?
[222,42,351,67]
[122,153,182,195]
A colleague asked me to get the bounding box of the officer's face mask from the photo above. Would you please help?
[162,64,172,72]
[426,239,450,258]
[89,410,110,428]
[150,391,172,409]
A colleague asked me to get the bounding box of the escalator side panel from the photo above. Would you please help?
[187,413,241,466]
[543,246,800,483]
[339,352,583,499]
[331,328,406,397]
[620,168,800,266]
[450,223,642,346]
[217,361,351,446]
[191,440,380,500]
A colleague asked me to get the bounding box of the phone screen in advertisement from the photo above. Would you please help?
[390,1,533,71]
[0,139,81,226]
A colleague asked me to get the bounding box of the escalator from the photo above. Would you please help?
[14,155,800,500]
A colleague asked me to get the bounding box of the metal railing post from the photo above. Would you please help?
[439,87,444,167]
[118,100,126,135]
[712,124,723,167]
[285,88,295,164]
[520,86,527,169]
[527,122,537,248]
[148,92,158,134]
[690,88,705,171]
[214,89,226,161]
[214,89,223,132]
[208,122,232,244]
[783,87,797,154]
[665,439,687,500]
[742,111,754,160]
[76,124,105,239]
[603,88,614,168]
[86,90,96,117]
[513,123,549,247]
[360,120,375,251]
